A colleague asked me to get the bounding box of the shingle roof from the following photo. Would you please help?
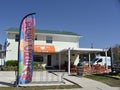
[5,28,80,36]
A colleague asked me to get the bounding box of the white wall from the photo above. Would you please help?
[6,32,80,64]
[35,33,80,51]
[6,39,18,61]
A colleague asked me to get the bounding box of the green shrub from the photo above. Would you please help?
[2,60,18,71]
[34,62,39,67]
[33,62,46,70]
[117,73,120,77]
[3,60,40,71]
[3,66,17,71]
[6,60,18,66]
[33,62,40,70]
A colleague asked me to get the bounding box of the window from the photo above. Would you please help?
[97,59,102,63]
[46,36,52,43]
[34,55,43,62]
[15,34,19,42]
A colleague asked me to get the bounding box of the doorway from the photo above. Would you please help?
[47,55,51,66]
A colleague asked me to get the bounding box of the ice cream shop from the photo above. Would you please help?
[5,28,109,75]
[5,28,80,68]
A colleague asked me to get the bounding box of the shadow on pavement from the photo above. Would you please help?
[0,81,14,87]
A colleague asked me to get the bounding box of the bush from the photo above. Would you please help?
[34,62,39,67]
[6,60,18,66]
[3,66,17,71]
[33,62,46,70]
[118,73,120,77]
[34,62,39,70]
[2,60,40,71]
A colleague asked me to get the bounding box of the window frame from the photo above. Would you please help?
[46,36,53,43]
[15,34,19,42]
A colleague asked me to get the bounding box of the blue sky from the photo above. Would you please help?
[0,0,120,48]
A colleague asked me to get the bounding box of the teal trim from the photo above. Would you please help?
[5,28,80,36]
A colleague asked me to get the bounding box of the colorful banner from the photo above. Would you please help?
[18,13,36,85]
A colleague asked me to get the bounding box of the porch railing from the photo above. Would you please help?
[32,69,65,84]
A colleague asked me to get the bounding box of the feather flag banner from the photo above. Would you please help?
[17,13,36,85]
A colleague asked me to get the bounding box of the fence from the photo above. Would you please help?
[113,63,120,72]
[72,65,112,76]
[32,69,65,84]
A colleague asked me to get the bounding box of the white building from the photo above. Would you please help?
[5,28,108,74]
[5,28,80,68]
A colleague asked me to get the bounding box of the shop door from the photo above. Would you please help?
[47,55,51,66]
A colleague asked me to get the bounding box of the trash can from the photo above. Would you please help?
[77,62,83,76]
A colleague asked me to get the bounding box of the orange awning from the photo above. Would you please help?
[34,45,55,53]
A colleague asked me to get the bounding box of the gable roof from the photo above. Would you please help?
[5,28,80,36]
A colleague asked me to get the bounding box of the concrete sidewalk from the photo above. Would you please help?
[0,71,73,87]
[63,73,120,90]
[0,71,16,87]
[0,71,120,90]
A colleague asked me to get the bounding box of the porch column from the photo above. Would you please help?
[59,53,61,70]
[68,48,71,75]
[88,53,91,68]
[105,49,108,70]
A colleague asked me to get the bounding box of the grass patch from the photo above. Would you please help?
[84,74,120,87]
[0,85,80,90]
